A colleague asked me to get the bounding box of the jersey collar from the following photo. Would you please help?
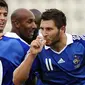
[4,32,29,45]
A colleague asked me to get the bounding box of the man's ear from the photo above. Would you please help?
[14,20,20,28]
[61,26,66,33]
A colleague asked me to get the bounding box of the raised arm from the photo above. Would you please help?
[13,36,46,85]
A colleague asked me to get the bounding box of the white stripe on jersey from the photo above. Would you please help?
[45,58,50,71]
[49,59,53,71]
[0,61,3,85]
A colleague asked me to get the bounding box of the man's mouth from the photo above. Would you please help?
[0,25,4,28]
[30,32,34,36]
[0,23,5,26]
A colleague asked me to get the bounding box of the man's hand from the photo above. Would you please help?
[29,36,46,56]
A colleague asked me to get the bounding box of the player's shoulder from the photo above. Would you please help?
[4,32,29,51]
[4,32,29,46]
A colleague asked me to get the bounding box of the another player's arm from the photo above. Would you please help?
[13,36,46,85]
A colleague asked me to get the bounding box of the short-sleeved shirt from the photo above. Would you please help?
[0,32,30,85]
[30,33,85,85]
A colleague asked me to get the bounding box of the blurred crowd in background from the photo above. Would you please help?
[5,0,85,34]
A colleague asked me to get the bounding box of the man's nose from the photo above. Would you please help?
[42,29,48,37]
[32,22,37,29]
[0,14,5,20]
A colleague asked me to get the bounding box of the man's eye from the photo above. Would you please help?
[46,28,52,31]
[4,13,7,17]
[27,19,33,23]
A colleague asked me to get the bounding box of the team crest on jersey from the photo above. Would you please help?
[73,55,80,68]
[73,55,80,64]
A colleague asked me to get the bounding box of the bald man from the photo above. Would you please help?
[0,8,36,85]
[11,8,37,44]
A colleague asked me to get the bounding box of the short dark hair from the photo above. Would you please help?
[30,9,41,27]
[41,9,66,29]
[0,0,8,12]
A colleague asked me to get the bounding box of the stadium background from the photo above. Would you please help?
[5,0,85,35]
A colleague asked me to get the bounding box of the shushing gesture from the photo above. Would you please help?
[29,36,46,56]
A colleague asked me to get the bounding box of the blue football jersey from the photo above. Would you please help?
[0,32,30,85]
[31,33,85,85]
